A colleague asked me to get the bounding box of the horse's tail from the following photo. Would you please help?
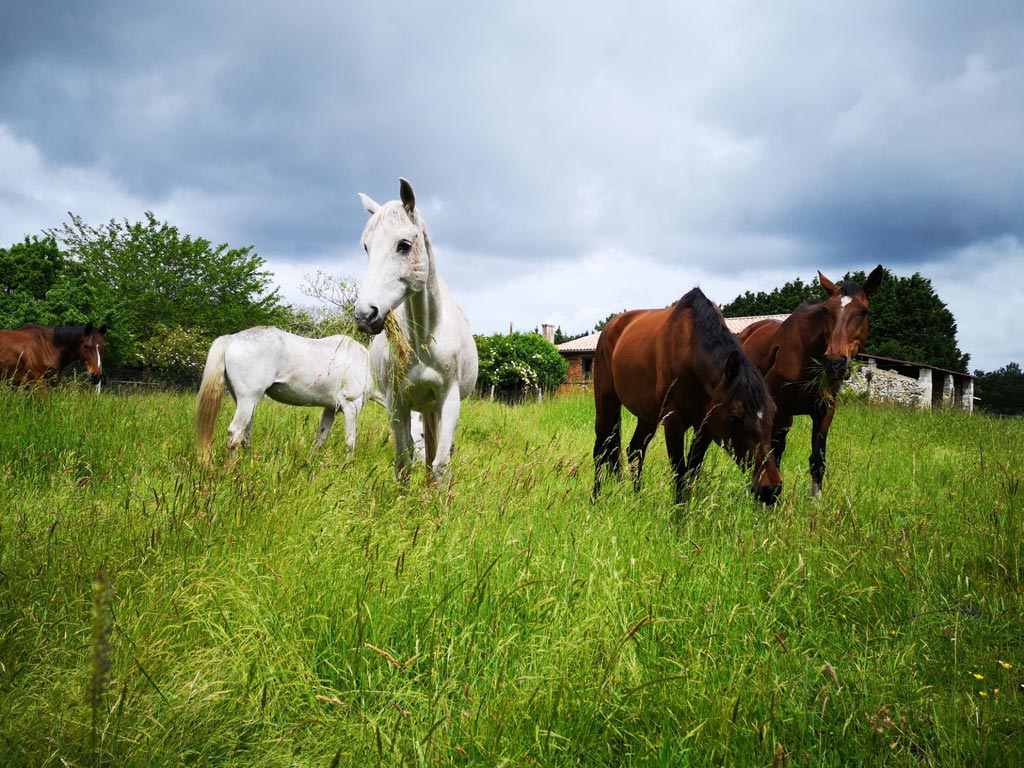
[196,335,230,462]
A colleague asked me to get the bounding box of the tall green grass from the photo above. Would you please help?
[1,385,1021,766]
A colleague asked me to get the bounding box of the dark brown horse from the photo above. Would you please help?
[593,288,782,505]
[737,266,883,498]
[0,323,107,387]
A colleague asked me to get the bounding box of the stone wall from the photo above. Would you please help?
[844,365,924,408]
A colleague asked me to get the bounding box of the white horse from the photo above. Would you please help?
[353,178,478,485]
[196,326,372,461]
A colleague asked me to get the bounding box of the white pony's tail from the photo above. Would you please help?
[196,335,230,462]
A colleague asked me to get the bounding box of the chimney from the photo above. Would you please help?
[542,323,555,343]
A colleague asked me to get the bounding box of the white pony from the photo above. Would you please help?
[196,326,371,461]
[353,178,478,484]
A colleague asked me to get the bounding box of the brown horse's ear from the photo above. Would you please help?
[818,271,839,296]
[863,265,884,296]
[98,324,108,334]
[399,177,416,218]
[83,321,93,335]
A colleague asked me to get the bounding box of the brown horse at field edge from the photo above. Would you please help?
[737,266,883,498]
[593,288,781,506]
[0,323,107,387]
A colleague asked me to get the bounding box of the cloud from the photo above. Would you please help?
[1,1,1023,370]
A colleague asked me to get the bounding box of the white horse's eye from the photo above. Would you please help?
[396,239,413,254]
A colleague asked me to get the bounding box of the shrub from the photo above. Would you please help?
[475,332,567,396]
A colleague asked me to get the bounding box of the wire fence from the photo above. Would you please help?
[84,367,202,394]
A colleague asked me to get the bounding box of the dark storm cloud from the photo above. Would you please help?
[1,1,1023,367]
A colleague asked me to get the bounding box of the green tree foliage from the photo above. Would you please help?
[845,268,969,373]
[475,332,568,395]
[720,277,820,316]
[973,362,1024,415]
[721,268,969,373]
[0,236,97,327]
[47,212,285,368]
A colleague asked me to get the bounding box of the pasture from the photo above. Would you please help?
[0,386,1021,766]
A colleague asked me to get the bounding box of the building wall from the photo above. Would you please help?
[563,353,595,385]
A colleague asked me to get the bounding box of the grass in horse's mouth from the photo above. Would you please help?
[384,313,412,391]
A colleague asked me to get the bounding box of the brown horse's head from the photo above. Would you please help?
[817,265,883,381]
[709,349,782,505]
[78,322,108,383]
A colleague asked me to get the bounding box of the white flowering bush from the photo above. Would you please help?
[475,332,567,395]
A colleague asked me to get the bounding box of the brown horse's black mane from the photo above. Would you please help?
[678,288,770,413]
[24,325,89,348]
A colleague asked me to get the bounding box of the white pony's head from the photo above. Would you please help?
[353,178,431,335]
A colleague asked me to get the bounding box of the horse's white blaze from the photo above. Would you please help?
[757,409,764,420]
[353,178,479,485]
[840,295,852,308]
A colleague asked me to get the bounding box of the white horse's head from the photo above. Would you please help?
[353,178,431,335]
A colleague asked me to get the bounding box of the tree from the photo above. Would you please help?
[47,212,285,368]
[0,236,92,328]
[721,269,969,373]
[553,326,590,344]
[280,271,368,342]
[475,332,568,396]
[720,277,820,316]
[846,269,969,372]
[974,362,1024,416]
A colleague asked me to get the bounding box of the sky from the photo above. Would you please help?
[1,1,1022,371]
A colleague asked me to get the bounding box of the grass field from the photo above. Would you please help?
[1,385,1022,766]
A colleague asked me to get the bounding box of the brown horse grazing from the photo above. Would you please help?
[593,288,782,506]
[0,323,107,387]
[737,265,883,499]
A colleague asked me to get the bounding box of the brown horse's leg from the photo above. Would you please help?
[593,408,622,500]
[663,415,709,505]
[771,411,793,469]
[627,420,658,493]
[809,403,836,499]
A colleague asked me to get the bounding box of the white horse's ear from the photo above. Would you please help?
[399,178,416,217]
[359,193,380,215]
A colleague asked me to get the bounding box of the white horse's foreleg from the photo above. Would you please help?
[316,407,336,449]
[390,405,415,483]
[410,411,426,461]
[341,398,361,454]
[430,387,463,485]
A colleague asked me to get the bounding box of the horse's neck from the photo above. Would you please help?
[795,305,828,355]
[401,264,441,350]
[54,336,80,370]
